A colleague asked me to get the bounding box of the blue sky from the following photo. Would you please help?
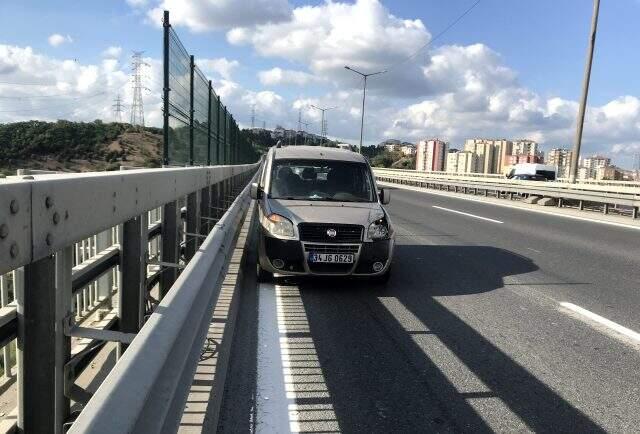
[1,0,639,167]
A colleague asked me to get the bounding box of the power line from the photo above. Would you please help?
[0,91,109,113]
[309,105,337,146]
[130,51,149,127]
[112,94,125,122]
[384,0,482,72]
[251,104,256,129]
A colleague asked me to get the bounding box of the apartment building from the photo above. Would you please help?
[546,148,573,179]
[416,139,448,172]
[446,151,478,174]
[512,140,540,157]
[463,138,513,174]
[506,154,543,165]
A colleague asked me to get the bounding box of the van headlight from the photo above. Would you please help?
[261,213,295,239]
[368,217,390,240]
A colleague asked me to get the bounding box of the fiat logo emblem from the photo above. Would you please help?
[326,228,337,238]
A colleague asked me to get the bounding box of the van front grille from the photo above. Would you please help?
[298,223,363,243]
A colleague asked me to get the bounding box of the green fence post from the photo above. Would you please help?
[207,80,212,166]
[216,96,221,165]
[162,10,170,166]
[189,55,194,166]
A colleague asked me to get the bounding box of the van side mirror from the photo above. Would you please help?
[379,188,390,205]
[250,182,262,200]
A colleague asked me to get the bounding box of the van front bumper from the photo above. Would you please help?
[257,231,393,277]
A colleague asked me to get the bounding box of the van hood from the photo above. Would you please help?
[267,199,383,225]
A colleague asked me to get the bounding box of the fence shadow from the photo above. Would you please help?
[294,244,604,433]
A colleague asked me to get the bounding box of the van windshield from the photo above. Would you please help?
[269,159,375,202]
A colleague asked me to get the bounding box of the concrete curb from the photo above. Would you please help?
[177,201,258,433]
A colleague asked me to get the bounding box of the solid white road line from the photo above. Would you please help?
[382,181,640,232]
[432,205,504,224]
[256,283,291,433]
[256,283,339,433]
[559,302,640,345]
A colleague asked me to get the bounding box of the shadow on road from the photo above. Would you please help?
[293,244,605,433]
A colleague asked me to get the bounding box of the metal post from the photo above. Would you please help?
[185,192,200,260]
[207,80,212,166]
[200,186,210,235]
[96,230,112,309]
[603,203,609,215]
[223,106,228,164]
[189,55,195,166]
[216,96,221,165]
[119,215,147,356]
[160,201,179,299]
[359,75,367,153]
[0,275,10,379]
[162,10,170,166]
[54,247,73,434]
[17,256,56,433]
[570,0,600,182]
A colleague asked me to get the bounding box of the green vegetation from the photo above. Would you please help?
[240,129,342,156]
[0,120,162,174]
[369,149,416,169]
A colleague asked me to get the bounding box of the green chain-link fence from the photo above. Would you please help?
[162,10,258,166]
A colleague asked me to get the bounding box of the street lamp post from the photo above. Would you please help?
[309,105,337,146]
[570,0,600,183]
[344,66,386,154]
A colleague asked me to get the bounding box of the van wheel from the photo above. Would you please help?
[257,263,272,283]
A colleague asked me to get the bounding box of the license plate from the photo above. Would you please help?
[308,253,354,263]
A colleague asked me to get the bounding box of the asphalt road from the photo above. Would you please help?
[218,187,640,433]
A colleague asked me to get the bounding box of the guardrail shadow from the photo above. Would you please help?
[294,244,605,433]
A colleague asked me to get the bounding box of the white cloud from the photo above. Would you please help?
[102,46,122,59]
[126,0,148,7]
[227,0,430,96]
[146,0,292,32]
[258,67,320,86]
[0,44,162,126]
[48,34,73,47]
[198,57,239,80]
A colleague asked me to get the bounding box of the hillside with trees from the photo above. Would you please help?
[0,120,162,175]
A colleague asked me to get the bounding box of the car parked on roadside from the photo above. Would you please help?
[250,145,394,282]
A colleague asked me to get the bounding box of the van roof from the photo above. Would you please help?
[272,145,366,163]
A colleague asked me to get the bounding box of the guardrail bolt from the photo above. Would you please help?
[9,200,19,214]
[46,233,53,246]
[53,212,60,225]
[10,243,18,258]
[65,210,70,220]
[45,196,53,208]
[0,224,8,239]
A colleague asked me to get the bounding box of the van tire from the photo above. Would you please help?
[257,263,272,283]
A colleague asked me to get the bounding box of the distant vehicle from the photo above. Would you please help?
[250,145,394,282]
[506,163,556,181]
[511,174,548,181]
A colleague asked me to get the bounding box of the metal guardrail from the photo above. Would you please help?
[69,178,255,433]
[374,167,640,188]
[374,168,640,218]
[0,163,258,433]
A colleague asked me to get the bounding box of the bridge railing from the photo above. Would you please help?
[0,163,258,433]
[374,168,640,218]
[68,176,255,433]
